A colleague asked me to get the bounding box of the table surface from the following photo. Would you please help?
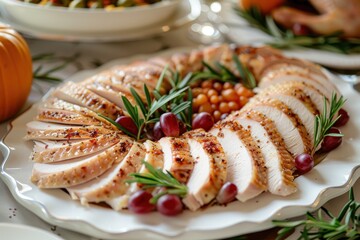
[1,11,360,240]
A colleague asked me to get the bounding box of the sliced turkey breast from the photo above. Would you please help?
[36,107,101,126]
[158,137,194,184]
[229,110,297,196]
[258,67,335,101]
[140,140,164,174]
[203,44,230,69]
[257,82,323,145]
[83,82,130,110]
[67,142,145,205]
[170,53,191,76]
[31,133,125,163]
[119,61,169,90]
[31,138,133,188]
[233,46,283,80]
[147,56,176,73]
[188,49,205,72]
[242,98,312,156]
[41,98,115,130]
[80,71,148,101]
[106,140,164,211]
[259,58,327,79]
[259,82,320,115]
[53,81,123,120]
[182,129,227,211]
[24,121,112,141]
[210,121,267,202]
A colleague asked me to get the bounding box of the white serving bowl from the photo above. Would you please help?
[0,0,179,34]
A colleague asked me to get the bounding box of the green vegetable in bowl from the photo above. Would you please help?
[20,0,162,9]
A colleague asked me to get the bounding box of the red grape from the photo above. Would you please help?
[321,127,342,152]
[115,116,138,136]
[156,194,183,216]
[292,23,312,36]
[160,113,180,137]
[192,112,214,131]
[152,121,165,141]
[216,182,238,204]
[334,109,350,127]
[295,153,314,175]
[128,190,155,214]
[179,121,187,135]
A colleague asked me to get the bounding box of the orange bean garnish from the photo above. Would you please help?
[213,82,223,92]
[201,80,213,88]
[197,94,208,105]
[199,102,213,113]
[239,96,249,106]
[223,82,233,90]
[210,95,220,104]
[222,89,238,102]
[219,102,230,113]
[228,101,240,110]
[207,89,218,97]
[213,110,221,121]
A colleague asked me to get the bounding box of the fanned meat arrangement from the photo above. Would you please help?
[25,44,347,215]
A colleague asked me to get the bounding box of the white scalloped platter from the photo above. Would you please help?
[1,49,360,240]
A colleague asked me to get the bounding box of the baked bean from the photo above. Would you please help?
[219,102,230,113]
[197,94,208,105]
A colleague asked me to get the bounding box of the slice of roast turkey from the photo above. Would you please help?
[36,107,102,126]
[210,121,267,202]
[106,140,164,211]
[31,133,126,163]
[242,97,312,156]
[230,110,297,196]
[67,142,145,205]
[158,137,194,184]
[24,121,112,141]
[31,137,133,188]
[258,66,337,101]
[53,81,123,120]
[182,129,227,211]
[256,82,323,146]
[41,98,115,130]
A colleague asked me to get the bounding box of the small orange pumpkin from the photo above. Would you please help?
[0,24,32,122]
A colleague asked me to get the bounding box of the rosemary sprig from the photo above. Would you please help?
[234,7,360,54]
[121,84,189,141]
[232,54,257,89]
[313,93,346,153]
[97,114,137,139]
[273,188,360,240]
[191,56,257,89]
[32,52,81,82]
[127,160,188,203]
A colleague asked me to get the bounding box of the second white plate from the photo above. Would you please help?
[220,1,360,69]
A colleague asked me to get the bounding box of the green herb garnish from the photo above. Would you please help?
[32,52,81,82]
[127,160,188,203]
[121,85,189,141]
[313,93,346,153]
[273,187,360,240]
[190,55,257,89]
[99,57,256,140]
[234,7,360,54]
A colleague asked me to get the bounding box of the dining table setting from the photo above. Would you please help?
[0,0,360,239]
